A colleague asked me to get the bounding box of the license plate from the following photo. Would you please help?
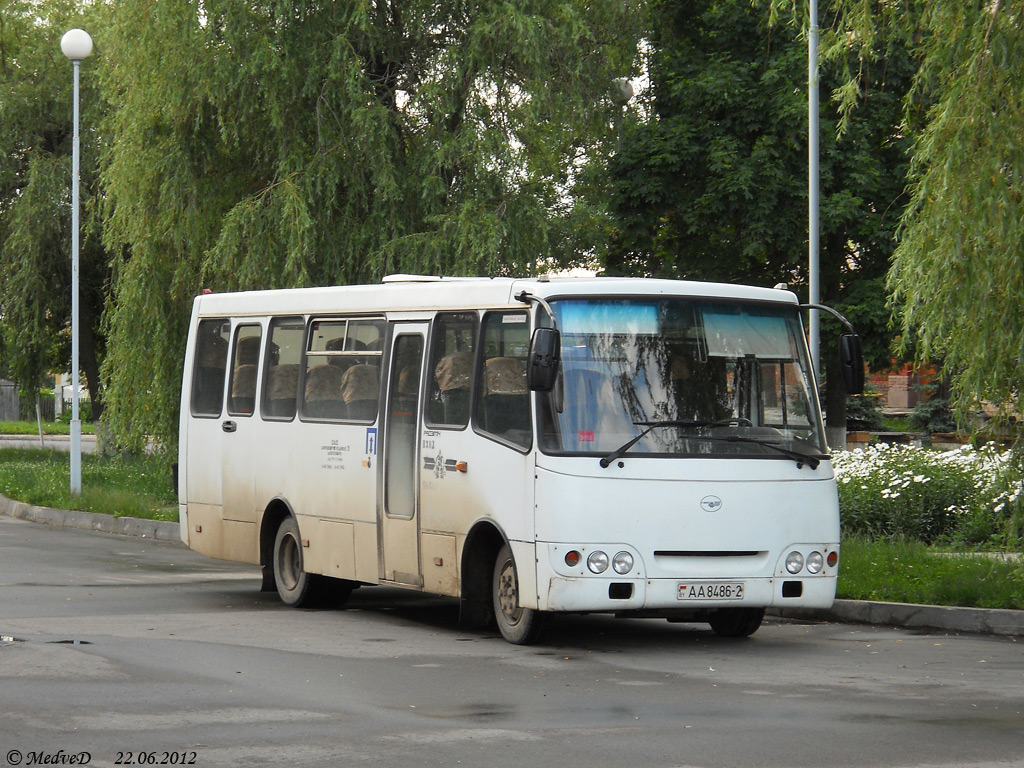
[677,581,745,601]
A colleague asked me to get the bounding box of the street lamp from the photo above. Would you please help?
[808,3,820,380]
[61,28,92,495]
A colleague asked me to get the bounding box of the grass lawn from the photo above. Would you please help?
[1,445,1022,610]
[838,536,1024,610]
[0,419,96,435]
[0,448,176,522]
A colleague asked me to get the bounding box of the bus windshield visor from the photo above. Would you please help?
[538,299,827,460]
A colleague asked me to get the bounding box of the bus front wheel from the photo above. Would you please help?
[492,544,549,645]
[708,607,765,638]
[273,516,325,608]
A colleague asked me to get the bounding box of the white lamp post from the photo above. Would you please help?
[61,28,92,495]
[808,3,820,380]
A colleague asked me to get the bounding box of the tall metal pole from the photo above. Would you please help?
[808,1,821,380]
[69,57,82,495]
[62,28,91,495]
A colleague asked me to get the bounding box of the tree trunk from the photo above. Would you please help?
[79,294,104,421]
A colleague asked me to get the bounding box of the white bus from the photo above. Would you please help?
[178,275,858,644]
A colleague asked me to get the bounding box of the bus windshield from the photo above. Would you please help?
[537,298,827,460]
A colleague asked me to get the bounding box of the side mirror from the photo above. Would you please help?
[527,327,561,392]
[839,333,865,394]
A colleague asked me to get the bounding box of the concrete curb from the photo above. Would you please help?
[1,491,1021,637]
[0,491,181,543]
[770,599,1024,638]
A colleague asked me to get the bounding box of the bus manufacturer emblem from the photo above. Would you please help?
[700,495,723,513]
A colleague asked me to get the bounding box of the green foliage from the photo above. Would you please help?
[834,443,1024,547]
[908,394,957,434]
[838,536,1024,610]
[845,387,885,431]
[0,0,110,405]
[604,0,917,433]
[807,0,1024,429]
[98,0,643,451]
[0,448,177,520]
[56,400,92,424]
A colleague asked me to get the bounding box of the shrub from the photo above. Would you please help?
[846,387,886,431]
[833,443,1024,547]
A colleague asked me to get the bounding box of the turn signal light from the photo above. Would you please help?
[827,550,839,568]
[565,550,582,567]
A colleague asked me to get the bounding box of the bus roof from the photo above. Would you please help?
[192,275,799,318]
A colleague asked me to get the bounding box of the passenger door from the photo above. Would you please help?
[380,323,428,585]
[221,322,262,526]
[186,318,231,515]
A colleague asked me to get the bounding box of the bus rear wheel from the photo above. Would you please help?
[492,544,549,645]
[708,607,765,638]
[273,516,325,608]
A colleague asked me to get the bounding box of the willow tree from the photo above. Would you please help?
[99,0,642,450]
[0,0,110,411]
[806,1,1024,428]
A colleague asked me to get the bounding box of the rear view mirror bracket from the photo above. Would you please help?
[799,303,864,395]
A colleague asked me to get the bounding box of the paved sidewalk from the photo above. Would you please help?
[1,491,1022,638]
[0,433,98,453]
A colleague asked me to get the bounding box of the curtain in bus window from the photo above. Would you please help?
[701,309,792,358]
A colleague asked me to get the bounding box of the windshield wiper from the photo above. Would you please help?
[598,420,820,470]
[598,420,740,468]
[718,435,820,470]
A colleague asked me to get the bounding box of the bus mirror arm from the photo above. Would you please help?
[799,303,865,395]
[515,291,557,329]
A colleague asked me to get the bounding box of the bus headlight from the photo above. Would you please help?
[587,551,610,574]
[612,551,634,575]
[785,551,804,574]
[806,551,824,574]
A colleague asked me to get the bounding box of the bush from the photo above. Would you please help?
[908,382,957,434]
[57,400,92,424]
[846,387,886,431]
[833,443,1024,547]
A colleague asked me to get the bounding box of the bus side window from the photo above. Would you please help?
[227,324,262,416]
[191,319,230,417]
[475,311,531,450]
[262,317,304,421]
[301,317,384,422]
[426,312,477,428]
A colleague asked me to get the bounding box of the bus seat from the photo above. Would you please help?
[393,365,419,418]
[236,335,261,366]
[230,363,258,414]
[304,364,346,419]
[341,363,380,421]
[325,336,352,368]
[266,363,299,419]
[435,350,473,424]
[482,357,529,434]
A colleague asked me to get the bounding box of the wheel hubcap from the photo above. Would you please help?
[279,535,300,590]
[497,559,522,625]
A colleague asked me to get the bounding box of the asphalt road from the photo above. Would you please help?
[1,515,1022,768]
